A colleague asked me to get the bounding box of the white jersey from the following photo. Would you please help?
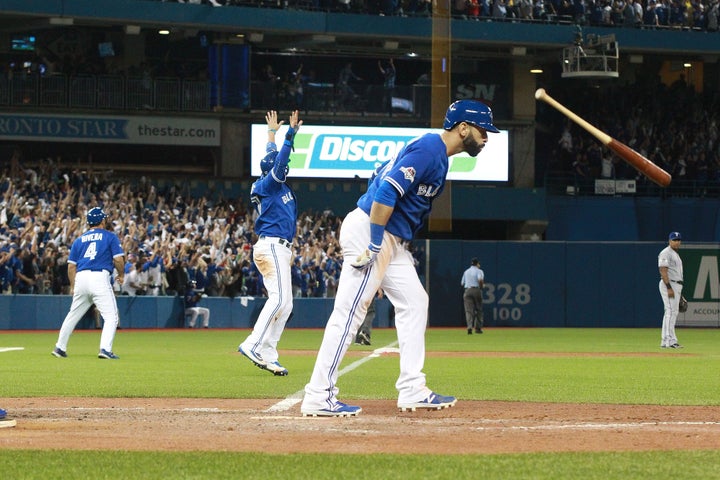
[658,245,683,282]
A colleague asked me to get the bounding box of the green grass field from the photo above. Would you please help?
[1,327,719,479]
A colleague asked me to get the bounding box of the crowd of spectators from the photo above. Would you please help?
[159,0,720,31]
[0,150,366,298]
[543,76,720,190]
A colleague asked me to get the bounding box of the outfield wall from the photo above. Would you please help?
[2,241,717,330]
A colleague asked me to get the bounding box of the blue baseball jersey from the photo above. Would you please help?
[357,133,448,241]
[68,227,124,272]
[251,136,298,242]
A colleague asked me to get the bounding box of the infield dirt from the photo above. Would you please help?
[2,397,720,454]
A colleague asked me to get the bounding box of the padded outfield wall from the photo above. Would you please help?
[1,241,718,330]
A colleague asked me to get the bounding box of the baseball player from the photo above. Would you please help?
[238,110,302,376]
[659,231,684,348]
[52,207,125,359]
[461,257,485,334]
[301,100,500,417]
[185,280,210,328]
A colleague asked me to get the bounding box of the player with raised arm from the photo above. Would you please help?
[301,100,500,416]
[52,207,125,359]
[238,110,302,376]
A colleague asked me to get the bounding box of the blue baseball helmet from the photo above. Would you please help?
[86,207,108,226]
[260,150,279,174]
[443,100,500,133]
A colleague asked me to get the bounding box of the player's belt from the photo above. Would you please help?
[259,236,291,248]
[671,280,683,285]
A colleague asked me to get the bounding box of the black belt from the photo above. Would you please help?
[260,236,291,248]
[671,280,683,285]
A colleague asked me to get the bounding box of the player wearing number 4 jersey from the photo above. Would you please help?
[301,100,500,417]
[52,207,125,360]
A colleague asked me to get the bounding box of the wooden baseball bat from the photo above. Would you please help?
[534,88,671,187]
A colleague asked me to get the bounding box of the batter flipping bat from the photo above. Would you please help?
[535,88,672,187]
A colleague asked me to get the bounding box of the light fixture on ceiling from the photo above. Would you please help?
[684,62,692,68]
[49,17,74,26]
[248,32,264,43]
[158,29,170,35]
[311,34,335,43]
[530,67,543,74]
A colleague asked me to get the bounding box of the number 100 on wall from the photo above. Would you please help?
[484,283,530,323]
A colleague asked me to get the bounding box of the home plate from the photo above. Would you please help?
[371,347,400,357]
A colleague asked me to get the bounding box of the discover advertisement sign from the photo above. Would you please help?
[250,124,509,182]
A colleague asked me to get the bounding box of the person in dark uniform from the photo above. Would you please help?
[461,257,485,334]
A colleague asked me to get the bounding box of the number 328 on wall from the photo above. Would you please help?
[483,283,531,322]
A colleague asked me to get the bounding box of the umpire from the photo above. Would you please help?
[461,257,485,334]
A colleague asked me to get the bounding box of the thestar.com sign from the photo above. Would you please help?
[250,124,509,182]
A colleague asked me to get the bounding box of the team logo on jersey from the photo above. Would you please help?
[281,191,294,204]
[417,184,440,197]
[400,166,416,182]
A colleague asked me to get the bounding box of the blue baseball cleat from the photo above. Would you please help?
[301,401,362,417]
[397,392,457,412]
[98,349,119,359]
[51,347,67,358]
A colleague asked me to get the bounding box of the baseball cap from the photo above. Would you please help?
[669,232,682,241]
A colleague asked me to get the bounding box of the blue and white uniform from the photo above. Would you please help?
[302,133,450,412]
[302,99,499,416]
[239,126,298,375]
[54,208,125,357]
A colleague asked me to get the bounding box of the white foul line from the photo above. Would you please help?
[472,420,720,432]
[0,347,24,353]
[264,341,400,413]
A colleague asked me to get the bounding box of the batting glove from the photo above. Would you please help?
[351,243,380,271]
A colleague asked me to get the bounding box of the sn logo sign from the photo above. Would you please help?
[455,84,497,101]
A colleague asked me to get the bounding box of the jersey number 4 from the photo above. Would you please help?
[84,242,98,260]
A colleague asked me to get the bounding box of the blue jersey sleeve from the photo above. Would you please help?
[357,133,448,240]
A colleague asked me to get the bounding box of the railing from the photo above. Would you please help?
[0,73,211,112]
[0,73,425,117]
[544,171,720,198]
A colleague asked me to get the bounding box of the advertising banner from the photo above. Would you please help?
[677,244,720,327]
[251,124,509,182]
[0,113,220,146]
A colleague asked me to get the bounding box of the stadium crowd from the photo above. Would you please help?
[545,77,720,189]
[0,153,352,299]
[160,0,720,31]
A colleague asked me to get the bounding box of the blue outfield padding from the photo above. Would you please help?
[1,241,669,330]
[0,295,393,330]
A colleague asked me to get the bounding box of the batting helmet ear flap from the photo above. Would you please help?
[443,100,500,133]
